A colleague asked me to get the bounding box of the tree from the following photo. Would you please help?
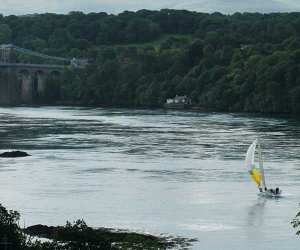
[0,204,25,249]
[290,85,300,115]
[0,24,11,43]
[2,10,300,114]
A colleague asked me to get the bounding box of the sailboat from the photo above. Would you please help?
[245,139,282,198]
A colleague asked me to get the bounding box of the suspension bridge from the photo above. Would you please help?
[0,44,88,69]
[0,44,88,105]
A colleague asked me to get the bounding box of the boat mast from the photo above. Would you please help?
[258,138,266,189]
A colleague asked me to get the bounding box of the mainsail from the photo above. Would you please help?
[257,139,266,189]
[245,139,263,188]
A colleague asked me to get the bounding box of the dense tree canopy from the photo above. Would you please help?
[2,10,300,114]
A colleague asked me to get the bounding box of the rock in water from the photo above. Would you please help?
[0,151,31,158]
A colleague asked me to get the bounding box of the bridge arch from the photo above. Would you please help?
[18,69,30,75]
[50,70,61,77]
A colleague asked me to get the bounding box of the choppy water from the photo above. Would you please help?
[0,107,300,249]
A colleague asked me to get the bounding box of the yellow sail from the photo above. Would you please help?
[250,168,262,187]
[246,139,263,188]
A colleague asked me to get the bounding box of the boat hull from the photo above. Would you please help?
[257,191,282,198]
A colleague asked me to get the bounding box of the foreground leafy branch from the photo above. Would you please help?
[0,204,25,249]
[292,211,300,236]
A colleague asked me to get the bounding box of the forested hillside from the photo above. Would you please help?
[1,10,300,114]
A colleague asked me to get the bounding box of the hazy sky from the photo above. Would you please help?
[1,0,300,15]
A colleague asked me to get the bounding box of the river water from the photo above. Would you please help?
[0,107,299,249]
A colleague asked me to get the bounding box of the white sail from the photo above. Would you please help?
[245,139,282,196]
[245,139,257,172]
[257,139,266,189]
[245,139,263,188]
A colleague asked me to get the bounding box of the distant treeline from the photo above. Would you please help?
[1,10,300,114]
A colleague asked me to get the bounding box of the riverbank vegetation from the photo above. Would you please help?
[0,203,194,249]
[292,211,300,236]
[1,10,300,114]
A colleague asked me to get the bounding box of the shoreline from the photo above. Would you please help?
[0,202,196,249]
[0,103,297,119]
[24,223,197,249]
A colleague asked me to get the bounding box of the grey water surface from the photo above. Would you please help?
[0,107,299,249]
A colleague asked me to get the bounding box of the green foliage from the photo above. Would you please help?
[0,24,11,44]
[2,10,300,114]
[0,203,25,249]
[0,203,192,250]
[25,219,192,249]
[292,211,300,235]
[42,73,62,103]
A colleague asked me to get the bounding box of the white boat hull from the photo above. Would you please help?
[257,190,282,198]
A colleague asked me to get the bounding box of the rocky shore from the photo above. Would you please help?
[24,220,196,249]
